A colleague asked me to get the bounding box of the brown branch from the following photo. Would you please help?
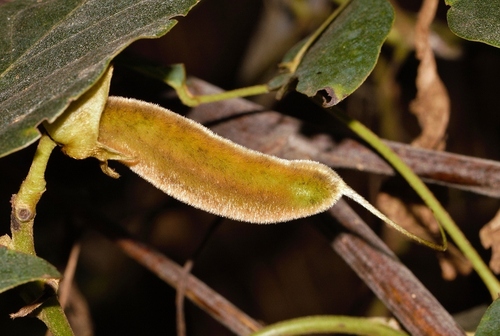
[90,217,263,336]
[329,139,500,198]
[323,200,465,336]
[175,219,220,336]
[176,260,193,336]
[186,78,500,198]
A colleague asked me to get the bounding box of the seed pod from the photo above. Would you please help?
[99,97,347,223]
[46,77,444,249]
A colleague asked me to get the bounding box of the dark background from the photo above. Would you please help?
[1,0,500,334]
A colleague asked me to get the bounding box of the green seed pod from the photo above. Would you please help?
[99,97,347,223]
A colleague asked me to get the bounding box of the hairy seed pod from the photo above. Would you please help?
[44,67,349,224]
[99,97,348,223]
[46,73,444,249]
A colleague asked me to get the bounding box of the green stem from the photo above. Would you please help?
[11,134,56,255]
[178,84,269,107]
[330,108,500,299]
[116,58,270,107]
[37,297,74,336]
[11,135,74,335]
[250,316,408,336]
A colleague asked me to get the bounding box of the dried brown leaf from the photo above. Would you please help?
[480,209,500,274]
[64,284,94,336]
[437,244,473,280]
[410,207,473,279]
[410,0,450,150]
[378,0,457,279]
[59,243,81,308]
[377,192,472,279]
[9,301,43,319]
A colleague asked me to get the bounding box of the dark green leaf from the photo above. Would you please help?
[476,298,500,336]
[0,0,199,157]
[271,0,393,106]
[0,247,60,294]
[446,0,500,48]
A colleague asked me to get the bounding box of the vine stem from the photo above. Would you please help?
[250,315,408,336]
[11,134,56,254]
[116,57,270,108]
[178,84,269,107]
[329,107,500,300]
[37,297,74,336]
[10,134,74,336]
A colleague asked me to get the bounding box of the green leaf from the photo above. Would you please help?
[476,298,500,336]
[271,0,394,106]
[0,0,199,158]
[0,246,60,294]
[446,0,500,48]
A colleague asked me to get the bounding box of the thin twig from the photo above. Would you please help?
[176,260,193,336]
[59,242,81,308]
[10,135,74,336]
[324,139,500,198]
[89,216,263,336]
[175,218,222,336]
